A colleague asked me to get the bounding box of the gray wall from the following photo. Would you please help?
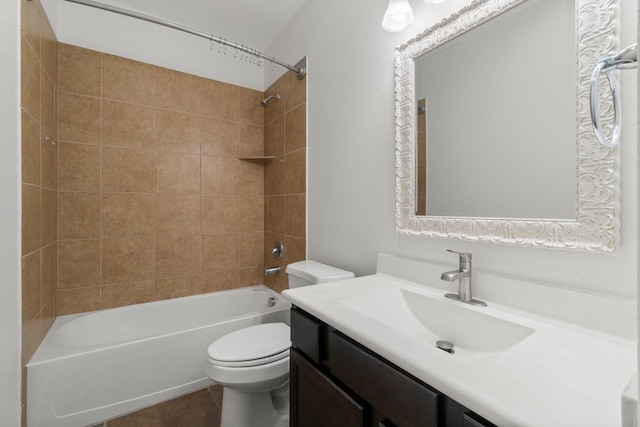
[265,0,638,300]
[0,0,23,423]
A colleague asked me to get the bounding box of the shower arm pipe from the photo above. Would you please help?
[63,0,306,79]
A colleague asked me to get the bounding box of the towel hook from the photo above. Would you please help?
[590,43,637,148]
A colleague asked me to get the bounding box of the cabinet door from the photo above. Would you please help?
[291,349,365,427]
[371,410,398,427]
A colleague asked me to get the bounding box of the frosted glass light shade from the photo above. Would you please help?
[382,0,415,32]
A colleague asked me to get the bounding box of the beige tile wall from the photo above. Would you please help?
[263,70,307,292]
[20,0,58,423]
[51,41,305,424]
[104,66,307,426]
[57,44,269,314]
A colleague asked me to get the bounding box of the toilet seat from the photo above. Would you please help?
[207,323,291,368]
[208,348,290,368]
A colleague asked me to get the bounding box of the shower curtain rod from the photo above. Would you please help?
[63,0,306,79]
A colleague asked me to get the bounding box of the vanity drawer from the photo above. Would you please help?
[328,330,440,427]
[291,308,322,364]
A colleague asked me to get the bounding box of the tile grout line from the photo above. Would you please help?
[99,52,104,310]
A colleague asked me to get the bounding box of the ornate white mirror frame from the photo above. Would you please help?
[394,0,619,252]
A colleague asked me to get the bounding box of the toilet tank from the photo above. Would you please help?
[285,260,355,288]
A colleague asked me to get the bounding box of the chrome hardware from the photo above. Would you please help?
[441,249,487,307]
[271,240,284,260]
[264,266,280,275]
[435,340,455,354]
[268,296,277,308]
[261,94,280,107]
[590,43,638,148]
[62,0,306,79]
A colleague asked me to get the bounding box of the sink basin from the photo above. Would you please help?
[341,288,534,352]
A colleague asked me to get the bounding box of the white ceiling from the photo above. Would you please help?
[100,0,309,51]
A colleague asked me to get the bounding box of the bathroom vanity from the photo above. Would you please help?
[290,306,494,427]
[282,254,637,427]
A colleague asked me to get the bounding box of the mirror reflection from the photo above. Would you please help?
[416,99,427,216]
[414,0,576,219]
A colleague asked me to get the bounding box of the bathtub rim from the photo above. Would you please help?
[28,285,290,365]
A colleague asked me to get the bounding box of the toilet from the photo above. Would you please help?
[205,260,355,427]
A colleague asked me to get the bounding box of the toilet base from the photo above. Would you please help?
[220,382,289,427]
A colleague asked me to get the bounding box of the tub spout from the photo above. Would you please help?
[264,266,280,275]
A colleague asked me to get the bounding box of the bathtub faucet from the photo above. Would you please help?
[264,266,280,275]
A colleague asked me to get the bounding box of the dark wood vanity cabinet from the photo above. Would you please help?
[290,307,497,427]
[291,349,365,427]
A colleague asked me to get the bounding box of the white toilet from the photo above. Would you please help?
[205,260,355,427]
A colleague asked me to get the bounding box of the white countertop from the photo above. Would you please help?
[283,272,636,427]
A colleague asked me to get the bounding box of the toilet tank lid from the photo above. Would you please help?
[285,260,355,283]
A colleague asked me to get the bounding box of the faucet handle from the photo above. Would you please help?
[446,249,472,268]
[446,249,472,261]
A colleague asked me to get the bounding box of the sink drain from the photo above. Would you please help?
[436,340,454,354]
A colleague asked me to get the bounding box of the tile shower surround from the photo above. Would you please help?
[263,68,308,293]
[57,43,306,314]
[54,44,306,424]
[20,9,305,421]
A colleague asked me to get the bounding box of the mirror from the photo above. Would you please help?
[415,0,576,219]
[395,0,619,251]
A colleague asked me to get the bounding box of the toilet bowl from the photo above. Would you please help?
[205,261,355,427]
[206,323,291,427]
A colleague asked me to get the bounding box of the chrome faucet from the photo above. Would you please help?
[441,249,487,307]
[264,266,281,275]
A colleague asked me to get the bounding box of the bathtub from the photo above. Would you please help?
[27,285,290,427]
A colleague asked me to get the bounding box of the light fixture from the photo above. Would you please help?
[382,0,415,32]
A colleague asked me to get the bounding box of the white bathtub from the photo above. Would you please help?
[27,285,290,427]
